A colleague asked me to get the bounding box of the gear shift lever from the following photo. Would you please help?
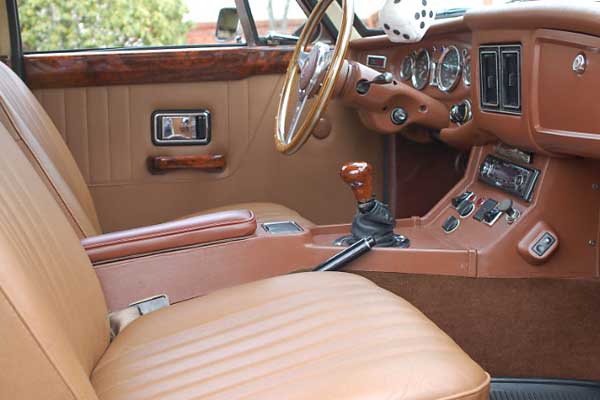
[340,161,374,207]
[336,161,409,248]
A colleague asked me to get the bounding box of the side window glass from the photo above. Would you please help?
[247,0,308,38]
[17,0,245,53]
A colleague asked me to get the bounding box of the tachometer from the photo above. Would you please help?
[399,55,413,81]
[411,49,430,90]
[437,46,462,92]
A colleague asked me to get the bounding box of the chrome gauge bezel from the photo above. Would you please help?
[399,55,414,81]
[437,45,462,92]
[411,48,430,90]
[463,53,472,87]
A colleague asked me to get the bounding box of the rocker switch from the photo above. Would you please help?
[532,233,556,257]
[442,215,460,234]
[474,198,498,222]
[452,191,474,208]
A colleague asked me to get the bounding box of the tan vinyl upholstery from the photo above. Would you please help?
[0,119,490,399]
[184,201,314,226]
[0,62,311,237]
[0,124,109,399]
[92,272,490,400]
[0,61,103,237]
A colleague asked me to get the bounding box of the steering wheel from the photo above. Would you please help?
[275,0,354,155]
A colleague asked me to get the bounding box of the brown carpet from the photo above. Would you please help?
[355,271,600,381]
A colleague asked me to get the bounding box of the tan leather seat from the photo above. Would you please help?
[93,272,489,400]
[0,122,490,400]
[0,62,311,238]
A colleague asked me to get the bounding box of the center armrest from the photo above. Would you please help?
[82,210,256,263]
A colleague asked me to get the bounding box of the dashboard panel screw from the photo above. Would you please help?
[589,240,597,246]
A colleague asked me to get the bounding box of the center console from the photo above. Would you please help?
[94,144,600,312]
[308,144,598,280]
[442,153,539,232]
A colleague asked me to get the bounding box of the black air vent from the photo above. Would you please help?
[479,44,521,115]
[500,46,521,111]
[480,49,499,109]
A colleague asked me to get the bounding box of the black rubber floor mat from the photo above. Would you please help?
[491,378,600,400]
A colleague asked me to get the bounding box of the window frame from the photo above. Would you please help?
[5,0,24,75]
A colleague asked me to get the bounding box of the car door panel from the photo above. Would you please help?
[29,49,383,231]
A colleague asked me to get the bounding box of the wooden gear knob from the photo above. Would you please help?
[340,161,374,203]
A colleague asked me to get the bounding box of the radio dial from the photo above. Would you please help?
[481,162,494,177]
[513,174,525,187]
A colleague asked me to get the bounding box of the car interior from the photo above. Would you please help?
[0,0,599,399]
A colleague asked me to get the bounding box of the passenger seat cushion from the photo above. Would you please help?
[92,272,489,400]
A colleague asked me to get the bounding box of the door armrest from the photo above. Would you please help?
[82,210,256,263]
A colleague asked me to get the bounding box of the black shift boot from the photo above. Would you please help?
[335,199,410,248]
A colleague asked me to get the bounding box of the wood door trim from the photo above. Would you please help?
[148,154,226,174]
[24,46,293,89]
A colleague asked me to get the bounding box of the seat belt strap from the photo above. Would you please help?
[109,294,169,338]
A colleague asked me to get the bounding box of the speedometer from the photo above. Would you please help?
[411,49,430,90]
[399,55,413,81]
[437,46,462,92]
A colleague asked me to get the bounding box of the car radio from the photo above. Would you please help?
[479,155,540,202]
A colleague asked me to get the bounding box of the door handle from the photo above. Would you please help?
[152,110,211,146]
[148,154,226,174]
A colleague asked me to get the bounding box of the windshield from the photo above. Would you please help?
[356,0,597,32]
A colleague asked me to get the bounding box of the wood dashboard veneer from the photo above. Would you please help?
[24,46,293,89]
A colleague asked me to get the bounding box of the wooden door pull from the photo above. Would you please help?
[149,154,226,174]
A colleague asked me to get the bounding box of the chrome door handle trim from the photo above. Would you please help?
[151,110,211,146]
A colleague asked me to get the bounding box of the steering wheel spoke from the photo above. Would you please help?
[297,50,310,70]
[286,92,308,144]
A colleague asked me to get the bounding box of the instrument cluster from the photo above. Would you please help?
[398,45,471,92]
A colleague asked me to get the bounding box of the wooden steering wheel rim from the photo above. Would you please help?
[275,0,354,155]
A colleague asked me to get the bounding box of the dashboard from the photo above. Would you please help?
[392,44,471,93]
[346,3,600,160]
[359,33,472,104]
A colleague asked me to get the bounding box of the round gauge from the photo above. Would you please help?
[463,53,472,86]
[411,49,430,90]
[399,55,414,81]
[437,46,462,92]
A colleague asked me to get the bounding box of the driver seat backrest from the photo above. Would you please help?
[0,62,103,238]
[0,121,109,399]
